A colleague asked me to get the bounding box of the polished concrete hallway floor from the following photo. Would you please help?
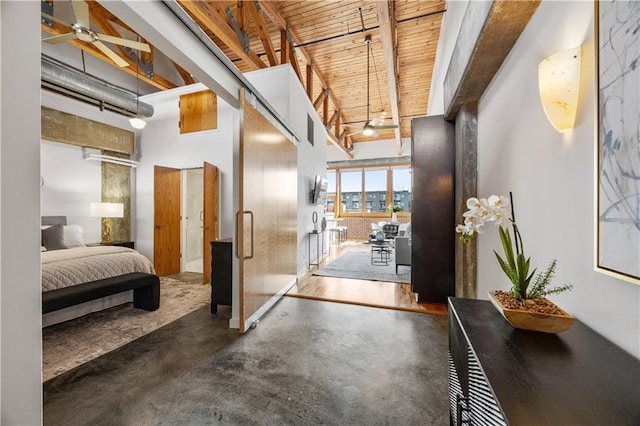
[44,297,449,425]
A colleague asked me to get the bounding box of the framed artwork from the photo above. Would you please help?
[596,1,640,284]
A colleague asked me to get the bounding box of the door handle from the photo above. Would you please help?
[155,224,167,228]
[235,210,254,260]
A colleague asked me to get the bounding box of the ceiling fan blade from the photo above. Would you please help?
[71,0,90,28]
[371,117,383,125]
[343,124,362,128]
[42,32,77,45]
[371,124,399,130]
[41,12,71,28]
[346,129,363,137]
[97,33,151,52]
[93,40,128,67]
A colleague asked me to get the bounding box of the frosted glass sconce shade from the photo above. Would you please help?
[538,46,581,132]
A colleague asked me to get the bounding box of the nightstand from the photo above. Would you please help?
[87,241,135,249]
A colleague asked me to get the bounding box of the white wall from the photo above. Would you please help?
[245,65,328,276]
[0,1,42,423]
[135,84,237,262]
[428,0,469,116]
[40,90,138,244]
[475,0,639,358]
[41,141,102,243]
[326,137,411,162]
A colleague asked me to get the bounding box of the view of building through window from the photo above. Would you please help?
[326,165,411,215]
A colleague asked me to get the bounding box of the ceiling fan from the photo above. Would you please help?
[346,36,399,138]
[41,0,150,67]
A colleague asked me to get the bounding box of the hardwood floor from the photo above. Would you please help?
[286,240,447,316]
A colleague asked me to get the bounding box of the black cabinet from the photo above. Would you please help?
[210,238,232,314]
[411,116,455,303]
[448,297,640,425]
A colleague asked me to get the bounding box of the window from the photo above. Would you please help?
[330,165,412,217]
[340,169,362,213]
[364,169,387,213]
[326,170,336,213]
[392,167,411,213]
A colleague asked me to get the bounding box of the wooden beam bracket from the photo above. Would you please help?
[224,7,250,53]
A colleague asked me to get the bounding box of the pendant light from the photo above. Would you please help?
[129,50,146,129]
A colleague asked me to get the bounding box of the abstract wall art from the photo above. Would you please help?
[596,1,640,284]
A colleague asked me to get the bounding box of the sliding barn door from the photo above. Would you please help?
[202,161,219,284]
[238,93,297,332]
[154,165,181,276]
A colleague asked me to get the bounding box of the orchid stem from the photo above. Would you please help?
[509,191,520,255]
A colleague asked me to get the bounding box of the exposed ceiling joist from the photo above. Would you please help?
[258,1,343,112]
[176,0,267,70]
[376,0,402,155]
[41,19,176,91]
[327,131,353,160]
[248,1,278,67]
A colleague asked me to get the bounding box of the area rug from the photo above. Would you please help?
[313,251,410,284]
[42,276,210,382]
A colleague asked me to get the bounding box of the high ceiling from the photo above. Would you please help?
[41,0,446,154]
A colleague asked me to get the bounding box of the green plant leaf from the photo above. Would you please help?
[498,226,516,270]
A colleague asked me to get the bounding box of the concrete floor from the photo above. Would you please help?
[44,297,449,425]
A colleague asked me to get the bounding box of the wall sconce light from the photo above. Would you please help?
[90,202,124,243]
[538,46,582,132]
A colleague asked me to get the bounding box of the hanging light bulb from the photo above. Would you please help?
[130,46,146,130]
[129,117,147,129]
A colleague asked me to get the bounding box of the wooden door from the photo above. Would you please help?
[154,166,181,276]
[238,92,297,332]
[203,162,219,284]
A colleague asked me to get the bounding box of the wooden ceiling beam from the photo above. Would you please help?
[41,23,175,91]
[313,90,327,110]
[376,0,403,155]
[280,29,288,65]
[306,63,313,99]
[327,131,353,160]
[258,2,343,112]
[248,1,278,67]
[327,110,338,128]
[177,0,266,70]
[173,60,196,85]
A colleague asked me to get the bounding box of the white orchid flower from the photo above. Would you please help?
[466,197,482,209]
[488,194,509,209]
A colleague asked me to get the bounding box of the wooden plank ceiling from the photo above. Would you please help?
[41,0,446,155]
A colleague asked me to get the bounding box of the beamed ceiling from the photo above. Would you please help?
[41,0,446,156]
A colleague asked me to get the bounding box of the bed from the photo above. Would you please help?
[41,216,160,326]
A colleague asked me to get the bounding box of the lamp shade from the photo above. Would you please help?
[538,46,582,132]
[90,202,124,218]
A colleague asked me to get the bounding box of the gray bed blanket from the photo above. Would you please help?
[42,246,155,292]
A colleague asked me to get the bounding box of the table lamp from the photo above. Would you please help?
[90,202,124,243]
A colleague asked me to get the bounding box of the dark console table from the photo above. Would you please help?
[210,238,232,314]
[448,297,640,425]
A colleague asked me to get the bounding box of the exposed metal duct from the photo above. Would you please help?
[41,58,154,118]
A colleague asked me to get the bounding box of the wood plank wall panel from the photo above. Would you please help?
[410,115,455,303]
[41,106,134,154]
[179,90,218,134]
[239,94,297,332]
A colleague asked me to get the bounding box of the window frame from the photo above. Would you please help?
[329,163,411,218]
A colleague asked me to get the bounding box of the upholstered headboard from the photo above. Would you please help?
[42,216,67,226]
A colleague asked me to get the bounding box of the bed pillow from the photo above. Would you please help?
[63,225,85,248]
[41,223,67,251]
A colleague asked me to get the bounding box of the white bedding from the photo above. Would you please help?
[41,246,155,292]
